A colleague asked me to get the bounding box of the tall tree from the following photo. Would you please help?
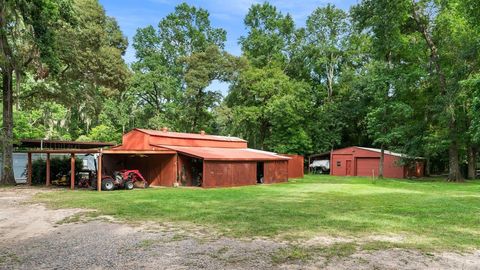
[181,45,241,132]
[224,65,312,153]
[239,2,295,69]
[305,4,350,101]
[131,3,227,132]
[352,0,479,181]
[0,0,74,184]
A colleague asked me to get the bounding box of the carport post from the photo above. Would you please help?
[46,153,51,186]
[97,153,102,192]
[308,156,311,174]
[70,153,75,190]
[27,152,32,185]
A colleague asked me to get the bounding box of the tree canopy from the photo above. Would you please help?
[2,0,480,183]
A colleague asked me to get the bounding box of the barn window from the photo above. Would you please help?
[337,161,341,167]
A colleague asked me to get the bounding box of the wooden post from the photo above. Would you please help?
[70,153,75,190]
[27,152,32,185]
[97,153,102,192]
[46,153,51,186]
[308,156,311,174]
[175,153,179,186]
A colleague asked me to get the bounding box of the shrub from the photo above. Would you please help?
[30,157,83,185]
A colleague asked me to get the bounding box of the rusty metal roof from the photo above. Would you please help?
[156,145,290,161]
[17,139,114,149]
[136,128,246,142]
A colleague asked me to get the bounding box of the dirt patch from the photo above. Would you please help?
[0,187,479,269]
[321,249,480,270]
[0,188,86,242]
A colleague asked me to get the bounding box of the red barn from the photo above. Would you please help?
[104,128,290,187]
[330,146,424,178]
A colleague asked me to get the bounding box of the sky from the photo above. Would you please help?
[98,0,357,93]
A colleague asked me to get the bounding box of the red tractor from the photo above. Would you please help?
[91,170,149,191]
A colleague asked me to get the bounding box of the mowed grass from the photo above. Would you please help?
[34,175,480,250]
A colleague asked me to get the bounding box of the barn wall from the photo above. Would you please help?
[159,154,177,186]
[355,157,380,177]
[102,154,176,186]
[148,135,247,148]
[263,160,288,184]
[117,131,149,150]
[330,147,407,179]
[383,155,405,178]
[331,154,354,176]
[282,154,304,178]
[203,161,257,187]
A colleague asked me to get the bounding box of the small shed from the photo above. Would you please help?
[281,154,304,178]
[330,146,424,178]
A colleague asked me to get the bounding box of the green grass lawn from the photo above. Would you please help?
[34,175,480,250]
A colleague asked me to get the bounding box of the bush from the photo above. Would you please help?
[30,157,83,185]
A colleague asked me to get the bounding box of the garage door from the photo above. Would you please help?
[356,158,380,177]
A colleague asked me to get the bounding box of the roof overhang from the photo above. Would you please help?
[26,149,101,154]
[17,139,114,149]
[102,149,176,155]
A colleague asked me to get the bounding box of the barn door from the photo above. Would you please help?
[346,160,352,176]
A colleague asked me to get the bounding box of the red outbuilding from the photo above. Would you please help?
[330,146,424,179]
[281,154,304,178]
[105,128,291,187]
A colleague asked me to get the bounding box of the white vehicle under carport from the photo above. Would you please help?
[309,160,330,174]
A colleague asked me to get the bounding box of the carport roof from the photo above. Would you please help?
[155,145,290,161]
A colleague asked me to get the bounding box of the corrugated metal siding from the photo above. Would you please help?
[282,154,304,178]
[331,154,353,176]
[159,154,176,186]
[355,157,379,177]
[330,146,420,178]
[203,161,257,187]
[2,153,48,183]
[102,154,176,186]
[117,131,149,150]
[264,161,288,184]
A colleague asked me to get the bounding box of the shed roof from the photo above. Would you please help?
[136,128,246,143]
[156,145,289,161]
[333,146,424,159]
[356,147,405,158]
[16,139,114,149]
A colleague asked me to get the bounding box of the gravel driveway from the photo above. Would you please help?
[0,187,479,270]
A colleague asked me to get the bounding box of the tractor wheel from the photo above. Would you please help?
[102,178,115,191]
[124,180,134,190]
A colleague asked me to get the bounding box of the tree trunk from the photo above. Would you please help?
[379,144,384,179]
[425,157,431,176]
[467,146,476,179]
[326,53,334,101]
[1,67,15,185]
[412,2,461,181]
[447,140,463,182]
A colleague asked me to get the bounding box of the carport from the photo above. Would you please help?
[25,148,177,191]
[101,149,177,186]
[26,149,103,191]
